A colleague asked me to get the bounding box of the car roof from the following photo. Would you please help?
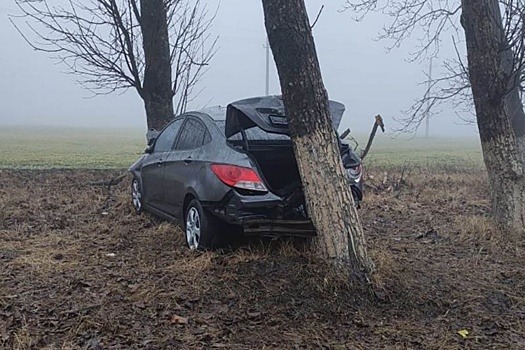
[191,106,226,122]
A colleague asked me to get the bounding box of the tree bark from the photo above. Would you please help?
[261,0,375,285]
[461,0,525,231]
[140,0,174,130]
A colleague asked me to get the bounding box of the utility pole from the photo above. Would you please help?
[265,38,270,96]
[425,57,433,138]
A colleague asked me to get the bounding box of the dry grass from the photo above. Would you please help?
[1,167,525,349]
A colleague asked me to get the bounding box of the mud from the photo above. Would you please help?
[0,167,524,349]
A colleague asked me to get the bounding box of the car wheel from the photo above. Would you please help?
[185,199,217,250]
[131,178,143,214]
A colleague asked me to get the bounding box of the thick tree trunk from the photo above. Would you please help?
[261,0,375,285]
[140,0,174,131]
[461,0,525,231]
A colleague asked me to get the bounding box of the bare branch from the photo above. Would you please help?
[342,0,525,132]
[343,0,461,60]
[311,5,325,29]
[11,0,217,113]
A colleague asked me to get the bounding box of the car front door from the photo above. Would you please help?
[163,117,212,218]
[141,118,184,212]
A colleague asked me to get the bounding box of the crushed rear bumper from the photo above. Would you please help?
[241,219,316,237]
[205,183,361,237]
[205,190,316,237]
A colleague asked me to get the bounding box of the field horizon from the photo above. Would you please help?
[0,125,483,169]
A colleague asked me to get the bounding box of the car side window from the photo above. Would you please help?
[175,118,212,150]
[154,118,184,153]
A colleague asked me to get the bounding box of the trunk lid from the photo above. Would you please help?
[224,95,345,138]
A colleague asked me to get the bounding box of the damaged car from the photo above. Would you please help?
[129,96,363,250]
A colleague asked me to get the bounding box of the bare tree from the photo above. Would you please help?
[343,0,524,131]
[261,0,376,288]
[462,0,525,232]
[12,0,216,131]
[343,0,525,231]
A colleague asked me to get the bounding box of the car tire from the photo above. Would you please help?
[131,177,143,214]
[185,199,218,250]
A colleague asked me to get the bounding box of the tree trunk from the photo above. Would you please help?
[461,0,525,231]
[261,0,375,285]
[140,0,174,131]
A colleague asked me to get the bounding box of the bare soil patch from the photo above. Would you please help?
[0,167,524,349]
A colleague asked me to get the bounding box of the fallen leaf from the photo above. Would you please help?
[458,329,469,338]
[247,311,261,319]
[1,315,14,341]
[171,314,188,324]
[133,301,146,309]
[199,312,214,320]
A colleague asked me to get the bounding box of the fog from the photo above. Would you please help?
[0,1,478,137]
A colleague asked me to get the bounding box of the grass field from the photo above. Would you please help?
[0,126,483,169]
[362,134,483,168]
[4,127,524,349]
[2,165,524,349]
[0,126,144,169]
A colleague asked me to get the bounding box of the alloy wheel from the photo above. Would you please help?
[131,179,142,213]
[186,207,201,250]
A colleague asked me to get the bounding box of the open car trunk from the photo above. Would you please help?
[243,141,301,196]
[225,95,346,197]
[229,138,308,221]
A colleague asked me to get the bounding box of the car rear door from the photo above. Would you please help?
[141,118,185,211]
[163,117,212,218]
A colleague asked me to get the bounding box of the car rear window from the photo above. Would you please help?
[216,121,289,141]
[232,128,290,141]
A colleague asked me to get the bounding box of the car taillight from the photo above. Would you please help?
[211,164,268,192]
[347,164,362,182]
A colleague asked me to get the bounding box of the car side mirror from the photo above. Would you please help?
[144,145,154,154]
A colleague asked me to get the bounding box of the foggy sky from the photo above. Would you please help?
[0,1,477,136]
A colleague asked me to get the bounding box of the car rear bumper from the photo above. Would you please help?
[205,183,361,237]
[205,190,316,237]
[242,219,316,237]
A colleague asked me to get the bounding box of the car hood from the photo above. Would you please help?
[224,95,345,138]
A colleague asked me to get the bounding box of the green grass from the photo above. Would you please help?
[0,126,145,169]
[0,126,483,169]
[352,134,483,169]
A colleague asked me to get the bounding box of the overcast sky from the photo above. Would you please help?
[0,0,478,136]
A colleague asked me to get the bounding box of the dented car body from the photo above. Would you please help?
[129,96,363,249]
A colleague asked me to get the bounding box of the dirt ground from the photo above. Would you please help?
[1,166,524,349]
